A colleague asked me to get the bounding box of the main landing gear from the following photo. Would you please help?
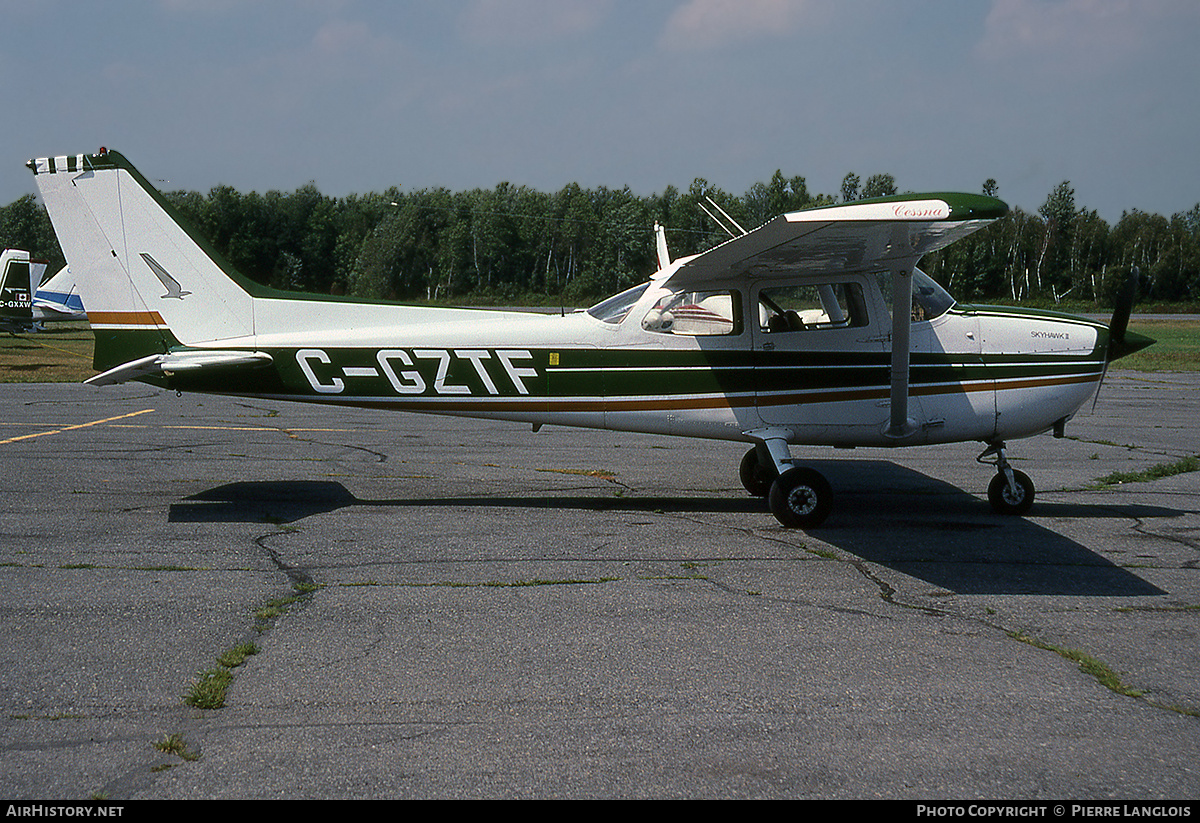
[740,439,1037,529]
[978,442,1035,516]
[740,444,833,529]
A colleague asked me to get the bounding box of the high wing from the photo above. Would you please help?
[658,194,1007,290]
[655,193,1008,443]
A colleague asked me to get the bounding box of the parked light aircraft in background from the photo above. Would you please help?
[1,248,86,332]
[29,149,1152,527]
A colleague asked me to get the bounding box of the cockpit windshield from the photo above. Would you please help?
[911,269,956,321]
[876,268,956,322]
[587,282,650,324]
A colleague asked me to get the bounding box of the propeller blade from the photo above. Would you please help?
[1092,267,1155,411]
[1106,267,1156,363]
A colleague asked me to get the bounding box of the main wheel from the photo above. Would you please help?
[987,469,1034,515]
[739,447,777,497]
[768,467,833,528]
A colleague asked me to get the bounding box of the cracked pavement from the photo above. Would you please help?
[0,372,1195,799]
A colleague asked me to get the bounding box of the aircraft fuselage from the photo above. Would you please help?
[140,276,1107,451]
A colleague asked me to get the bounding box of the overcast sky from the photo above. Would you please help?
[3,0,1197,224]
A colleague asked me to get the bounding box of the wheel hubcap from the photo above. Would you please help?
[788,486,817,515]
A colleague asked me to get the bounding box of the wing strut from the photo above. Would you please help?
[698,197,747,239]
[886,267,918,440]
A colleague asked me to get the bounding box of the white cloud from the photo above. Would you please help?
[976,0,1198,69]
[657,0,817,51]
[458,0,611,46]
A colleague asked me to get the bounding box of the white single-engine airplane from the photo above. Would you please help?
[29,149,1152,528]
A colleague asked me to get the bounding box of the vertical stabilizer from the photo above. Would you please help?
[1,249,45,327]
[654,221,671,271]
[29,150,256,369]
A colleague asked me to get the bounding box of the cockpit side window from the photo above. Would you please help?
[641,289,741,336]
[758,282,868,333]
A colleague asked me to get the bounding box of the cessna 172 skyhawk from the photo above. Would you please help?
[29,148,1151,528]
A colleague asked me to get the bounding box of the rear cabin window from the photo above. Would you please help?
[758,282,869,333]
[641,290,741,336]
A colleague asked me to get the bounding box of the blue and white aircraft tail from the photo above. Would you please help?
[2,250,86,332]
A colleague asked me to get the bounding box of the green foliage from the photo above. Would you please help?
[153,733,200,761]
[0,194,64,271]
[862,173,897,199]
[216,642,259,669]
[4,174,1198,306]
[1093,455,1200,488]
[185,667,233,709]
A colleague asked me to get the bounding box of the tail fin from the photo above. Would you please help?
[32,266,87,318]
[28,150,256,370]
[1,249,48,330]
[654,221,671,271]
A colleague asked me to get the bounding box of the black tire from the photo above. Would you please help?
[768,467,833,528]
[987,469,1035,515]
[739,447,777,497]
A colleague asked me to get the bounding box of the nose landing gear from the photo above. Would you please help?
[978,442,1035,515]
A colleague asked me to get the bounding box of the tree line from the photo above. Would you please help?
[2,170,1197,307]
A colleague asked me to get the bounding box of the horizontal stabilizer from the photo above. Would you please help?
[86,350,273,386]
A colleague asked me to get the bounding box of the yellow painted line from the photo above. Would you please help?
[109,424,279,432]
[0,409,155,445]
[107,425,361,432]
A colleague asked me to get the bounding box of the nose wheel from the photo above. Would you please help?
[979,443,1035,515]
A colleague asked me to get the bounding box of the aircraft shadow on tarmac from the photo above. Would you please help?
[168,459,1176,597]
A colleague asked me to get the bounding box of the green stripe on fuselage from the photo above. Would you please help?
[150,344,1104,405]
